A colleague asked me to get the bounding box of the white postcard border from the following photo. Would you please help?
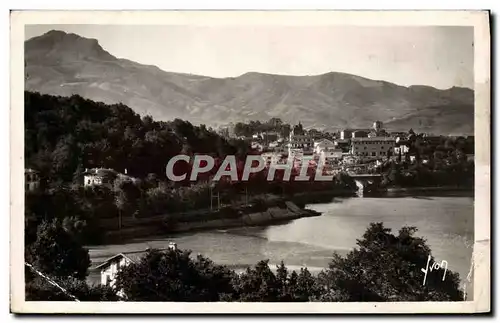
[10,10,491,313]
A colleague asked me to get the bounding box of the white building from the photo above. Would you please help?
[319,149,343,165]
[314,139,335,155]
[25,168,40,192]
[95,251,146,290]
[95,243,178,296]
[313,139,342,164]
[373,121,383,132]
[351,137,396,158]
[289,135,314,150]
[340,128,371,140]
[288,134,314,157]
[83,168,119,188]
[83,168,136,188]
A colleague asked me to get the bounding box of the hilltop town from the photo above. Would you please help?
[215,119,474,179]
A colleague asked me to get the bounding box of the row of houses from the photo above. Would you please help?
[281,121,399,165]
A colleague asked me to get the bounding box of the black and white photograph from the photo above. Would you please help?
[10,10,490,313]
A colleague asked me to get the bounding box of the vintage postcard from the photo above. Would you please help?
[10,10,490,313]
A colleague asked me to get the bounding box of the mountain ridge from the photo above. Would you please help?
[25,30,474,135]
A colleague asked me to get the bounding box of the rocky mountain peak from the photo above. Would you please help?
[25,30,116,62]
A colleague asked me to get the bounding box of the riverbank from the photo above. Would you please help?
[100,201,321,244]
[168,202,320,233]
[385,186,474,193]
[287,188,356,206]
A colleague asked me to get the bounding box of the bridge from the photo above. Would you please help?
[349,173,383,195]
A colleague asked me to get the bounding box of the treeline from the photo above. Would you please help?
[26,222,464,302]
[233,118,291,138]
[378,130,474,188]
[25,91,252,184]
[233,118,332,139]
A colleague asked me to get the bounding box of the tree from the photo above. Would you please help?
[317,223,463,301]
[115,248,236,301]
[234,260,280,301]
[113,176,142,224]
[193,253,237,300]
[295,268,321,301]
[26,219,91,280]
[275,261,293,301]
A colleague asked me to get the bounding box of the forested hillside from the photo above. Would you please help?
[25,91,251,184]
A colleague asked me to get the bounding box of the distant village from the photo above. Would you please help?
[24,120,475,192]
[215,120,474,177]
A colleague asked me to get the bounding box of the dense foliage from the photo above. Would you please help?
[25,212,464,302]
[25,276,118,301]
[113,222,464,302]
[233,118,291,139]
[317,223,463,301]
[26,219,91,280]
[378,132,474,188]
[115,248,236,301]
[25,91,251,183]
[25,218,117,301]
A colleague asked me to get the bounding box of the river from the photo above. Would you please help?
[88,191,474,298]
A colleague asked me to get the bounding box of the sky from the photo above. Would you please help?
[25,25,474,90]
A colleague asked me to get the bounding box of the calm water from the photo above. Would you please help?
[89,192,474,295]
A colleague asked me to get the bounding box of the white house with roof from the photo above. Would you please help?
[314,139,335,154]
[83,168,136,188]
[96,251,146,289]
[95,243,178,296]
[320,149,343,165]
[314,139,342,165]
[83,168,119,188]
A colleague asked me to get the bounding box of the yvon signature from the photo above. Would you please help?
[421,255,448,286]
